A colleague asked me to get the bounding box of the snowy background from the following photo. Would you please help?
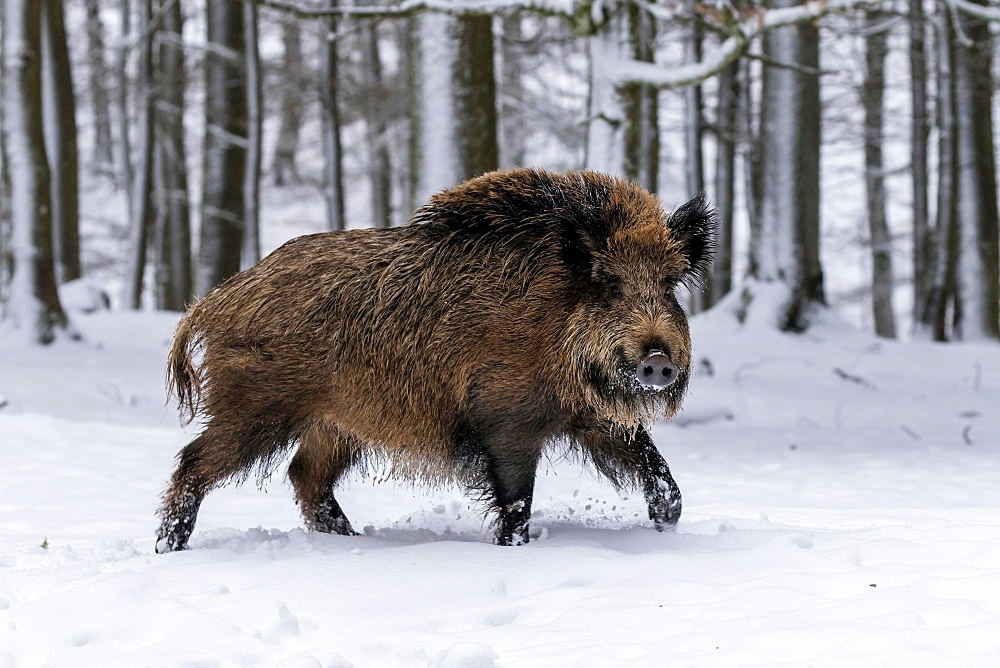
[2,278,999,665]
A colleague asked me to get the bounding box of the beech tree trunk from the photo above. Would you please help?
[320,1,346,231]
[242,0,262,268]
[361,18,393,227]
[273,19,303,187]
[586,5,628,175]
[951,1,999,340]
[41,0,80,285]
[116,0,133,215]
[623,2,658,192]
[863,10,896,338]
[710,60,740,306]
[409,13,460,209]
[84,0,115,177]
[153,0,191,311]
[909,0,930,323]
[751,0,824,331]
[123,0,155,309]
[499,15,526,168]
[1,0,67,342]
[197,0,247,296]
[917,7,958,341]
[455,16,499,180]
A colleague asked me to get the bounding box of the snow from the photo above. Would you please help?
[2,294,999,665]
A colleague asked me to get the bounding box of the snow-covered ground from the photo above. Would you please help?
[2,292,999,666]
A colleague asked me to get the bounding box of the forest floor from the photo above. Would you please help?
[2,292,1000,666]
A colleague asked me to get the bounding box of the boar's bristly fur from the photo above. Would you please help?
[156,168,715,552]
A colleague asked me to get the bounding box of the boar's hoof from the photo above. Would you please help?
[636,351,679,389]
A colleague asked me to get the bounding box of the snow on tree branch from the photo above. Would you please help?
[948,0,1000,22]
[609,0,888,88]
[251,0,584,19]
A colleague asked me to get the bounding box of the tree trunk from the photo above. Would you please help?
[41,0,81,285]
[320,1,346,231]
[0,31,12,309]
[361,18,393,227]
[153,0,191,311]
[908,0,930,325]
[862,9,896,338]
[682,0,706,313]
[272,19,303,187]
[123,0,155,309]
[1,0,67,342]
[242,0,262,268]
[455,16,499,179]
[197,0,247,296]
[751,0,824,331]
[499,15,526,168]
[586,5,628,175]
[409,13,461,209]
[951,1,999,340]
[710,60,740,306]
[83,0,115,178]
[116,0,134,215]
[917,6,958,341]
[623,2,658,192]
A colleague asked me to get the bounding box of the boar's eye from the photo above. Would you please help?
[605,279,624,300]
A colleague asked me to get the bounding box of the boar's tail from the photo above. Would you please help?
[167,314,202,425]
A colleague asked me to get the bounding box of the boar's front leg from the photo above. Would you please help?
[573,421,682,531]
[458,424,544,546]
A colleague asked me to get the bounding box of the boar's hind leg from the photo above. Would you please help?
[157,419,300,553]
[573,422,682,531]
[288,422,360,536]
[459,426,544,547]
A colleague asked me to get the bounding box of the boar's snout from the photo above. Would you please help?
[635,350,679,389]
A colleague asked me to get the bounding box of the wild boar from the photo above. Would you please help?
[156,168,714,553]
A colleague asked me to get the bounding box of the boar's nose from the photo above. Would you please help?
[636,350,679,389]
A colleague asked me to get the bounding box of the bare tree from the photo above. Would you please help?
[709,59,740,307]
[361,18,393,227]
[909,0,930,323]
[198,0,248,295]
[585,5,628,175]
[0,28,12,309]
[750,0,825,331]
[862,9,896,338]
[918,2,999,340]
[623,3,658,192]
[153,0,191,311]
[320,1,346,231]
[116,0,134,214]
[273,19,305,186]
[951,1,999,340]
[917,6,957,340]
[409,13,460,208]
[84,0,116,177]
[41,0,81,284]
[455,16,499,178]
[1,0,67,342]
[498,15,526,168]
[242,0,263,268]
[123,0,156,309]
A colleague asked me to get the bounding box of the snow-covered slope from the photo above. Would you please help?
[1,303,999,665]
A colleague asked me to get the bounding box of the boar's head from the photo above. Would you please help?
[560,180,715,425]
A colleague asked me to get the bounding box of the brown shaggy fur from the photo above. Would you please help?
[156,168,714,552]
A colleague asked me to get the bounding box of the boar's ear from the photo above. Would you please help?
[668,192,717,285]
[560,217,605,280]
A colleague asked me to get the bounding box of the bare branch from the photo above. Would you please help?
[249,0,581,18]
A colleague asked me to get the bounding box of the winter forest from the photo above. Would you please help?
[2,0,1000,664]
